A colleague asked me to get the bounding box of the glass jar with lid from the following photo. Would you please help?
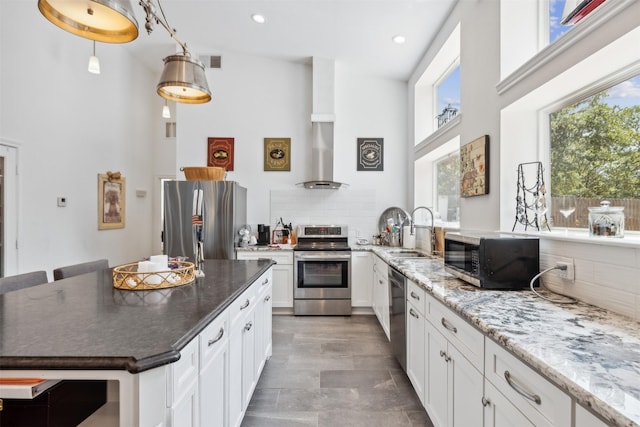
[588,201,624,238]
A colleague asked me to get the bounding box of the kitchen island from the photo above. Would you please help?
[0,258,274,426]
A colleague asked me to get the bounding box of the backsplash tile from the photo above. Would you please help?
[540,239,640,321]
[270,189,378,242]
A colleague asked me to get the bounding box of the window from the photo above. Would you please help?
[436,65,460,129]
[550,0,609,44]
[549,74,640,231]
[415,137,460,227]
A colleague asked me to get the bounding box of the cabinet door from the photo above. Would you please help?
[228,315,244,427]
[170,381,198,427]
[575,404,609,427]
[199,338,228,427]
[483,381,538,427]
[271,263,293,308]
[255,278,273,377]
[450,345,483,427]
[406,302,426,406]
[241,307,257,412]
[199,312,229,427]
[425,321,449,427]
[351,252,373,307]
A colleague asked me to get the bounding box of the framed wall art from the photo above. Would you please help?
[98,171,125,230]
[264,138,291,171]
[357,138,384,171]
[460,135,489,197]
[207,137,234,171]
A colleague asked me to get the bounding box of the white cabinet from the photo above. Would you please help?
[199,309,230,427]
[167,338,200,427]
[484,338,571,427]
[351,251,373,307]
[424,293,484,427]
[575,404,609,427]
[228,269,273,427]
[372,255,390,339]
[237,251,293,308]
[406,279,426,406]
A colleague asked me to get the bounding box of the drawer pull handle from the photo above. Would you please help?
[439,350,451,362]
[504,370,541,405]
[245,321,253,331]
[264,295,271,302]
[409,308,419,319]
[240,299,250,310]
[410,291,420,300]
[208,327,225,346]
[481,397,491,407]
[262,278,269,286]
[441,317,457,334]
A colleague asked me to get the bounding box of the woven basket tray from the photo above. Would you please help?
[181,166,225,180]
[112,261,195,290]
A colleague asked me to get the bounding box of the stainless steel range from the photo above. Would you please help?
[293,225,351,315]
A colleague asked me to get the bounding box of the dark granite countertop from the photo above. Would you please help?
[0,259,274,373]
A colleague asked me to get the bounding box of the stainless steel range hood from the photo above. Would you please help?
[300,57,348,189]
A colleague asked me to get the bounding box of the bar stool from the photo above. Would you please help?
[0,271,48,294]
[53,259,109,281]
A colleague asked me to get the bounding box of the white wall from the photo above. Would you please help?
[176,53,408,232]
[0,1,158,278]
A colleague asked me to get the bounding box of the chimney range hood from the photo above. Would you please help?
[299,57,348,189]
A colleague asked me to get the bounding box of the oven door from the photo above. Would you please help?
[294,252,351,299]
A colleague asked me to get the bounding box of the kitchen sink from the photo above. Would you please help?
[387,250,430,258]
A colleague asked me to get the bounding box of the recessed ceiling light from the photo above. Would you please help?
[392,35,406,44]
[251,14,265,24]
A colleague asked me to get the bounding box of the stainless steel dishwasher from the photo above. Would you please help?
[389,266,406,372]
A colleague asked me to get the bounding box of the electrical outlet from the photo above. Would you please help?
[550,256,575,282]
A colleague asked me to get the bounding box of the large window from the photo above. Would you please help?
[436,65,460,129]
[549,74,640,231]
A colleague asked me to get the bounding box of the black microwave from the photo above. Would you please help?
[443,232,539,289]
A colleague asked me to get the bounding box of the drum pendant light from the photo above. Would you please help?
[38,0,139,43]
[157,54,212,104]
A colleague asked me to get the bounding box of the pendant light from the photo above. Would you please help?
[88,41,101,74]
[162,100,171,118]
[157,54,211,104]
[38,0,212,104]
[38,0,139,43]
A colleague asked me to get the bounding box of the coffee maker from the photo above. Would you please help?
[257,224,270,245]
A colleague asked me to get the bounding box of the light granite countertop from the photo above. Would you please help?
[360,245,640,427]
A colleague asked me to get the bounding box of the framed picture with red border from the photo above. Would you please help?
[207,137,234,171]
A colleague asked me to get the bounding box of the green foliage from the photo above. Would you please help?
[550,93,640,198]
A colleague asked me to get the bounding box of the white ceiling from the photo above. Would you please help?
[123,0,456,81]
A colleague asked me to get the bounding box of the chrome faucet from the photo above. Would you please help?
[410,206,434,234]
[410,206,435,254]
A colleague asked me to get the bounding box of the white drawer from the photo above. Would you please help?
[407,279,426,317]
[199,308,229,368]
[256,269,273,298]
[229,282,257,328]
[485,338,571,427]
[237,251,292,265]
[427,295,484,371]
[167,338,199,407]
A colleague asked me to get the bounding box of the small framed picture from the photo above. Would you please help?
[357,138,384,171]
[98,172,126,230]
[207,137,234,171]
[460,135,489,197]
[264,138,291,171]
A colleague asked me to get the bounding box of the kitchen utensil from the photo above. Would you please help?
[378,207,411,234]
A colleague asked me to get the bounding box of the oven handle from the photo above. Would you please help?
[295,253,352,261]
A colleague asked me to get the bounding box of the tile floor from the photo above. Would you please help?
[241,315,435,427]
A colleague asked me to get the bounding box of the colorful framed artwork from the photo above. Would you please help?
[98,172,125,230]
[207,137,234,171]
[264,138,291,171]
[460,135,489,197]
[357,138,384,171]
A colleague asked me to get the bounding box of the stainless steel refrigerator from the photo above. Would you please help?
[164,181,247,260]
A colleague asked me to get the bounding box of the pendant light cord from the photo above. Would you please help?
[529,266,578,304]
[140,0,190,55]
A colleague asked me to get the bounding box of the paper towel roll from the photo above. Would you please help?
[403,226,416,249]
